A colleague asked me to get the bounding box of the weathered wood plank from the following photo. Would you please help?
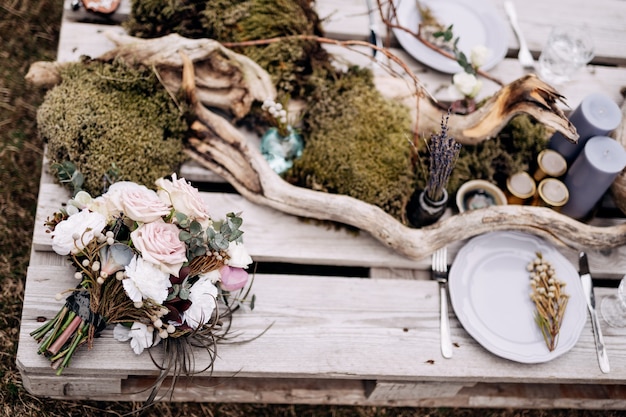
[18,265,626,383]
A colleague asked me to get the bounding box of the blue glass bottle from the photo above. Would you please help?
[260,126,304,174]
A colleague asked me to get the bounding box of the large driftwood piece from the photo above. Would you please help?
[25,33,624,258]
[97,32,276,119]
[178,54,626,258]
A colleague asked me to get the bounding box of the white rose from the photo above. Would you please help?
[51,209,107,256]
[183,273,219,329]
[470,45,490,68]
[226,242,253,268]
[123,255,171,303]
[452,72,482,98]
[156,174,210,225]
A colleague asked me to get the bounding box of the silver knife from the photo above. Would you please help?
[579,251,610,373]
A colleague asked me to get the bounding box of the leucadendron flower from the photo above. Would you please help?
[219,265,249,292]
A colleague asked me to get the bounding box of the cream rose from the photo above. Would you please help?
[452,71,482,98]
[101,181,147,218]
[130,221,188,277]
[226,242,253,268]
[470,45,490,68]
[51,209,107,256]
[119,185,171,223]
[156,174,210,225]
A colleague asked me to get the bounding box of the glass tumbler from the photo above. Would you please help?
[600,275,626,327]
[538,25,594,85]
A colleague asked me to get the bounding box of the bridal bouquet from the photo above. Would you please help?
[31,174,254,376]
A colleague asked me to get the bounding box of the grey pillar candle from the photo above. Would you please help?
[561,136,626,219]
[549,93,621,163]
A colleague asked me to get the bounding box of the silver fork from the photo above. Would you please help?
[432,247,453,358]
[504,0,535,70]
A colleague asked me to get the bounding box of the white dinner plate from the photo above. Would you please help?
[448,231,587,363]
[392,0,509,74]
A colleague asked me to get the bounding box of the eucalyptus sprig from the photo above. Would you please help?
[528,252,569,352]
[432,25,475,74]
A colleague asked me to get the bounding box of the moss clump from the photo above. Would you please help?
[287,69,416,222]
[451,115,548,192]
[37,59,188,195]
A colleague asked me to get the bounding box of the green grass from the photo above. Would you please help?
[0,0,620,415]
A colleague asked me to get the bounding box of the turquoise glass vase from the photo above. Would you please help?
[260,126,304,174]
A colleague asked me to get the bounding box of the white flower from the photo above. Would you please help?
[452,72,482,98]
[123,256,171,304]
[183,272,219,329]
[226,242,253,268]
[113,322,159,354]
[65,191,94,216]
[51,209,107,255]
[470,45,490,68]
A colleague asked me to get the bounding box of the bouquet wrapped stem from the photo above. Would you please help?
[32,174,255,379]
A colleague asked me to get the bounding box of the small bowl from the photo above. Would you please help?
[456,180,508,213]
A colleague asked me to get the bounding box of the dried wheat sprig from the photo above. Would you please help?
[528,252,569,351]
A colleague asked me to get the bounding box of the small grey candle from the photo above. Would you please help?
[561,136,626,219]
[549,93,621,163]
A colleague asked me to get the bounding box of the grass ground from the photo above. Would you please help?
[0,0,621,416]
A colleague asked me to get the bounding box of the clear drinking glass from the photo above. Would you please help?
[600,275,626,327]
[538,25,594,85]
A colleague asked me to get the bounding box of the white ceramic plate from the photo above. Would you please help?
[448,231,587,363]
[392,0,509,74]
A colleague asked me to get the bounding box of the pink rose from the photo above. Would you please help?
[155,174,210,225]
[119,185,171,223]
[219,265,249,292]
[131,221,187,277]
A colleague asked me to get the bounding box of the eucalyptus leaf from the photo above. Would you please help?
[190,220,203,235]
[179,230,192,241]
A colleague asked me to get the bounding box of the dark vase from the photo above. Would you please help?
[407,188,449,228]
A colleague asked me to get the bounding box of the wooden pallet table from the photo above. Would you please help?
[17,0,626,409]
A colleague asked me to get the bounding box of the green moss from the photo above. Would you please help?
[287,69,416,222]
[37,59,188,195]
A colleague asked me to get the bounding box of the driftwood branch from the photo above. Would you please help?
[179,54,626,258]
